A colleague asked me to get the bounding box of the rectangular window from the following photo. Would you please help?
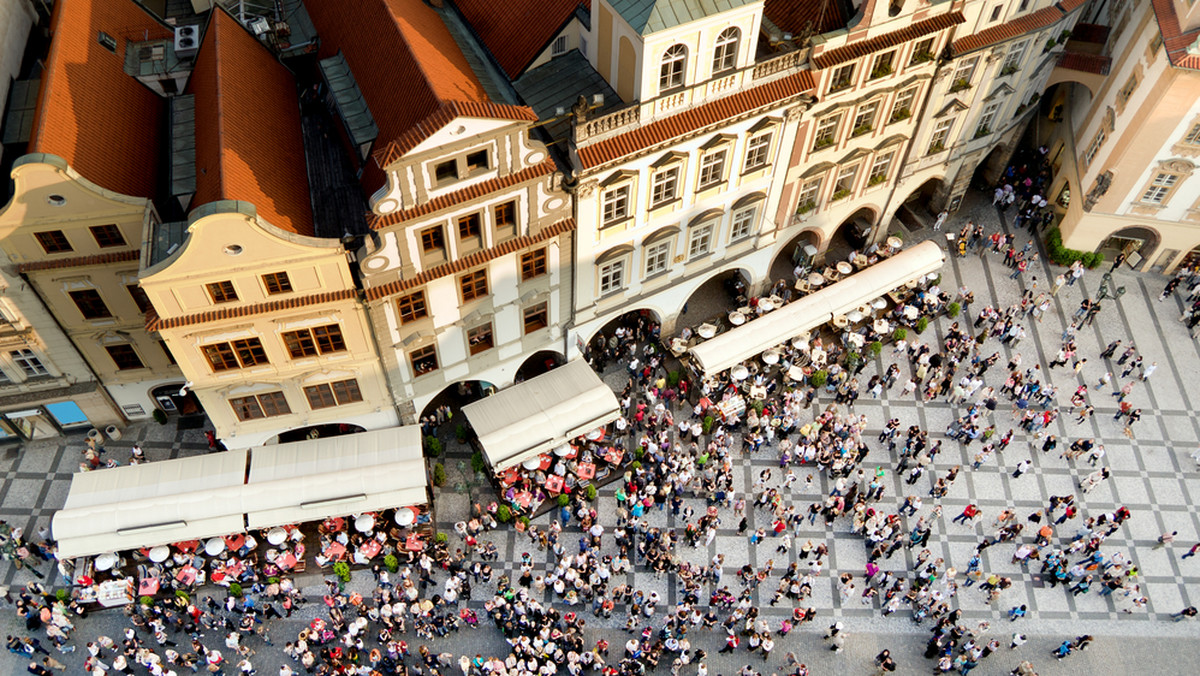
[230,391,291,421]
[644,241,670,277]
[203,338,268,371]
[467,323,494,355]
[1117,74,1139,109]
[11,349,49,377]
[420,226,445,253]
[551,35,568,56]
[459,269,488,302]
[282,325,346,359]
[599,260,625,295]
[396,292,428,324]
[35,230,72,253]
[891,86,917,122]
[602,185,631,226]
[89,224,126,248]
[950,57,978,89]
[494,201,516,230]
[814,114,841,149]
[798,178,822,212]
[1185,123,1200,145]
[1142,173,1178,204]
[69,289,112,320]
[523,302,549,334]
[869,151,894,185]
[853,102,878,135]
[829,63,855,92]
[1083,129,1105,166]
[870,51,894,79]
[262,272,292,295]
[457,213,482,240]
[650,166,680,207]
[698,149,727,189]
[744,132,772,170]
[909,38,935,65]
[1002,40,1028,73]
[304,379,363,409]
[105,344,144,370]
[206,280,238,303]
[410,345,439,375]
[520,248,547,281]
[434,160,458,185]
[688,224,714,258]
[976,101,1000,136]
[126,284,152,314]
[98,31,117,52]
[730,206,756,241]
[990,5,1002,21]
[834,165,859,196]
[465,150,489,173]
[929,118,954,153]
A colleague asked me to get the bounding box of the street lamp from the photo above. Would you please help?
[1095,271,1126,303]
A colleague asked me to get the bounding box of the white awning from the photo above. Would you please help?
[244,426,427,529]
[52,450,249,559]
[688,240,945,377]
[463,359,620,471]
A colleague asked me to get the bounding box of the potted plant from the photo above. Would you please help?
[947,302,961,318]
[455,424,469,443]
[890,107,912,122]
[974,126,991,139]
[910,50,934,65]
[423,435,442,457]
[868,341,883,358]
[432,462,446,487]
[870,63,893,79]
[813,136,835,151]
[915,317,929,334]
[586,484,598,501]
[332,562,351,586]
[384,554,399,573]
[1000,63,1019,76]
[831,188,852,201]
[557,494,570,507]
[949,78,970,93]
[892,328,907,342]
[810,370,828,388]
[470,451,486,474]
[496,504,513,523]
[852,123,873,137]
[227,582,244,598]
[435,532,449,545]
[927,141,946,155]
[868,174,887,187]
[796,200,817,216]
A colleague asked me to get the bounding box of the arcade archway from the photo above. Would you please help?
[515,350,567,383]
[678,268,750,328]
[1098,226,1160,267]
[275,423,366,445]
[829,207,878,262]
[769,229,822,282]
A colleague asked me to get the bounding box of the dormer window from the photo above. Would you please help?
[434,160,458,186]
[431,147,492,188]
[465,150,489,173]
[659,44,687,92]
[712,27,740,75]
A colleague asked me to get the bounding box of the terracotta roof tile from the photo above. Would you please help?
[812,12,965,69]
[146,289,358,332]
[364,218,576,300]
[16,249,139,273]
[1058,0,1087,11]
[577,71,816,170]
[763,0,851,38]
[371,101,537,169]
[1150,0,1200,71]
[307,0,534,192]
[1057,51,1111,75]
[367,160,557,230]
[952,5,1064,54]
[29,0,170,198]
[454,0,584,78]
[188,10,313,236]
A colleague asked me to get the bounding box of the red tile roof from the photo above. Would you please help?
[577,71,816,170]
[368,160,557,230]
[146,289,359,332]
[952,5,1064,54]
[763,0,851,39]
[306,0,535,192]
[812,11,965,69]
[16,249,139,273]
[1151,0,1200,71]
[454,0,584,78]
[371,101,538,169]
[188,10,313,236]
[364,218,576,301]
[28,0,170,198]
[1057,51,1111,75]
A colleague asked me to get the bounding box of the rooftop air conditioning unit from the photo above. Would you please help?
[174,25,199,58]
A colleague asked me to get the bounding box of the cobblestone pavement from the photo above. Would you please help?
[2,186,1199,675]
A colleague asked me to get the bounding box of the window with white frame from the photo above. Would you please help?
[829,63,855,92]
[744,132,772,170]
[602,184,631,226]
[1185,123,1200,145]
[976,101,1000,137]
[891,86,917,122]
[712,27,740,74]
[950,56,978,89]
[730,205,757,241]
[833,165,858,198]
[870,51,895,79]
[599,259,625,294]
[11,349,49,377]
[698,148,727,189]
[929,118,954,153]
[814,113,841,149]
[688,223,714,258]
[1083,129,1106,167]
[1141,172,1179,204]
[644,241,671,277]
[853,101,879,135]
[1002,40,1028,73]
[660,44,687,91]
[797,178,822,212]
[650,166,681,207]
[868,151,894,185]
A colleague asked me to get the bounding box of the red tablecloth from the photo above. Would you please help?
[545,475,564,494]
[577,463,596,480]
[224,534,246,551]
[278,553,297,570]
[538,456,552,471]
[501,469,519,486]
[324,517,345,532]
[515,492,532,509]
[359,540,382,560]
[324,542,346,559]
[174,540,200,553]
[138,578,160,595]
[175,567,197,585]
[405,535,424,551]
[604,448,624,464]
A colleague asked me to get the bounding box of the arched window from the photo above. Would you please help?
[659,44,687,91]
[712,27,740,74]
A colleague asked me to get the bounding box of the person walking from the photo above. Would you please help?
[1154,531,1177,549]
[1080,467,1111,493]
[1171,606,1197,621]
[873,649,897,675]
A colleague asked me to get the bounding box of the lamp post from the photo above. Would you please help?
[1095,271,1126,303]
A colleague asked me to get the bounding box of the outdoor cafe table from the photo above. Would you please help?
[277,552,298,570]
[175,566,197,585]
[359,539,382,560]
[405,535,424,551]
[515,491,533,509]
[224,533,246,551]
[577,463,596,480]
[604,448,624,465]
[174,540,200,553]
[323,517,345,532]
[323,542,347,560]
[545,475,564,494]
[138,578,160,596]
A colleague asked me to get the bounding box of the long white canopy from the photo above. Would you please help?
[52,450,249,559]
[52,426,429,559]
[688,240,945,377]
[463,359,620,471]
[245,426,427,529]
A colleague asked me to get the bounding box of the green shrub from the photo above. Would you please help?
[844,351,861,371]
[152,409,168,425]
[55,589,68,602]
[174,590,189,604]
[868,341,883,358]
[383,554,399,573]
[1044,227,1097,267]
[946,302,961,318]
[585,484,597,501]
[267,577,280,585]
[915,317,929,334]
[667,370,681,387]
[892,328,908,342]
[423,435,442,458]
[557,494,570,507]
[702,415,715,434]
[810,370,828,388]
[432,462,446,487]
[518,516,530,529]
[435,532,449,544]
[139,595,154,606]
[631,460,642,471]
[470,451,487,474]
[497,504,513,523]
[1085,252,1104,269]
[634,446,645,460]
[228,582,244,598]
[752,400,765,416]
[455,424,469,442]
[332,562,351,583]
